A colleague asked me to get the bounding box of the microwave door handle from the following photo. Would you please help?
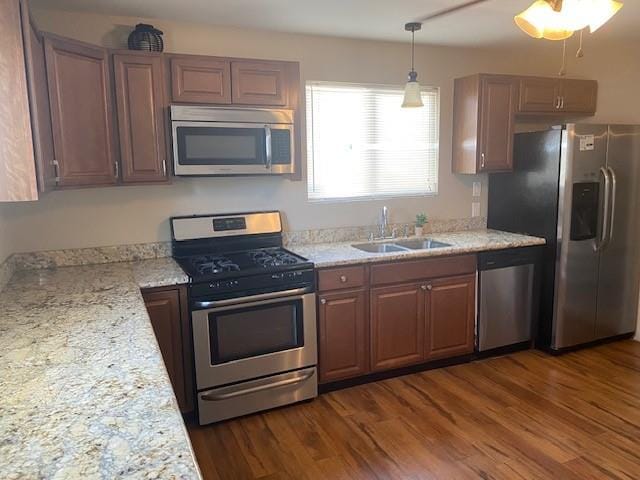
[264,125,272,170]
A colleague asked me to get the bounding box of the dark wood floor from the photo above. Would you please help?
[188,340,640,479]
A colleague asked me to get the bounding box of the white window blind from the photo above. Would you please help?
[306,82,439,202]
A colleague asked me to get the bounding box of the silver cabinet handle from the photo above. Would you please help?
[201,369,315,401]
[560,96,565,109]
[607,166,617,246]
[340,275,348,283]
[320,298,327,305]
[481,153,486,169]
[264,125,272,170]
[114,161,119,179]
[427,285,433,291]
[555,96,560,109]
[162,159,167,177]
[421,285,427,291]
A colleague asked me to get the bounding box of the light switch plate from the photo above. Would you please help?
[472,202,481,218]
[473,182,481,197]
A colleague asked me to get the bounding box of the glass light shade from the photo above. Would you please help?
[586,0,623,32]
[402,77,423,108]
[515,0,622,40]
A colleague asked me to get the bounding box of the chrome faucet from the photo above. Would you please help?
[380,206,389,238]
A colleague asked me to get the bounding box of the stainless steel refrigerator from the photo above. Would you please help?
[488,124,640,352]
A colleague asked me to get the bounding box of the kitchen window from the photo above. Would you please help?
[305,81,439,201]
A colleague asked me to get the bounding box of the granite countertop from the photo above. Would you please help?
[290,229,546,268]
[0,258,201,479]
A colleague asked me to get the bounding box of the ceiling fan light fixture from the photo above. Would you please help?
[401,22,424,109]
[514,0,623,40]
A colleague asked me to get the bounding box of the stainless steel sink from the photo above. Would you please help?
[352,242,409,253]
[394,239,451,250]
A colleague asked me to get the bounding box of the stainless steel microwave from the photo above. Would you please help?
[171,105,295,176]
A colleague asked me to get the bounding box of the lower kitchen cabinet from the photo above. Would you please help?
[370,283,426,371]
[142,286,194,414]
[425,274,476,360]
[318,289,369,383]
[316,255,477,384]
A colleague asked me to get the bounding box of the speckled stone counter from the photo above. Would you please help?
[0,259,200,479]
[290,229,546,268]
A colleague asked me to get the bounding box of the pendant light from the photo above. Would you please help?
[402,22,423,108]
[515,0,623,41]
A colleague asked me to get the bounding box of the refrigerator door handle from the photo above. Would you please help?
[596,166,611,252]
[607,166,617,246]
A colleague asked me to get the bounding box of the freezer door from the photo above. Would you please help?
[553,124,608,349]
[596,125,640,339]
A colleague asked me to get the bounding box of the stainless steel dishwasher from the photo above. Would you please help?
[477,247,541,352]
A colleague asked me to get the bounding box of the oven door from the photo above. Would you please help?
[191,289,317,389]
[172,121,293,176]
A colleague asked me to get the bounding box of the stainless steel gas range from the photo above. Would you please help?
[171,211,317,425]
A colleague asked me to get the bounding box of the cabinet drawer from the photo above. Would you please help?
[371,255,476,286]
[318,265,366,291]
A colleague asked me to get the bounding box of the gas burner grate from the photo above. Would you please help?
[251,250,300,268]
[192,255,240,275]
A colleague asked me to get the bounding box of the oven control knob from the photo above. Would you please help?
[271,273,284,280]
[209,282,219,289]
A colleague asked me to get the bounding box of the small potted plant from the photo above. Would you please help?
[415,213,427,237]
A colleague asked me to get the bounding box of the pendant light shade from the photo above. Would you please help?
[515,0,623,41]
[402,22,423,108]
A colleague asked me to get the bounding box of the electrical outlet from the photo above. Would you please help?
[472,202,481,218]
[473,182,481,197]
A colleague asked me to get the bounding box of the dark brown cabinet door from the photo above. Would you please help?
[478,76,517,172]
[318,289,369,383]
[20,1,56,193]
[143,288,194,413]
[560,79,597,114]
[370,283,425,372]
[114,53,168,183]
[170,55,231,104]
[425,274,476,361]
[44,34,118,187]
[231,60,287,106]
[518,77,560,113]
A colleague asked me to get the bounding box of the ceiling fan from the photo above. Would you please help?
[415,0,623,40]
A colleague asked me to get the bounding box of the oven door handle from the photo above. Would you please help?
[200,369,315,401]
[193,287,313,309]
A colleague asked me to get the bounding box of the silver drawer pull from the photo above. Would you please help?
[320,298,327,305]
[340,275,348,283]
[201,369,315,401]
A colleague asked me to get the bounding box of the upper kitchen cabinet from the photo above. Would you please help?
[113,52,169,183]
[559,79,598,114]
[20,0,56,194]
[44,33,119,187]
[169,55,300,108]
[453,73,598,174]
[0,0,38,201]
[168,55,232,104]
[231,60,288,106]
[518,77,597,115]
[518,77,560,113]
[452,74,517,174]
